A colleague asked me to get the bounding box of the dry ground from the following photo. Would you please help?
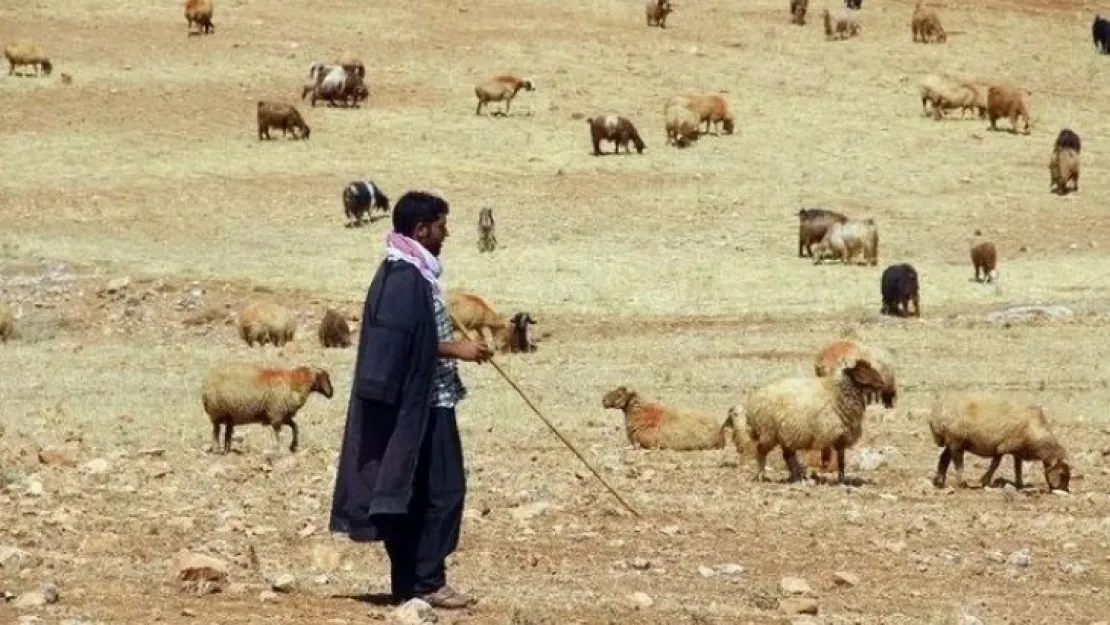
[2,0,1110,623]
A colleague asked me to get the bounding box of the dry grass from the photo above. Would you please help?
[2,0,1110,622]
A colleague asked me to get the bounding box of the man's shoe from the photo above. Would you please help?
[416,584,476,609]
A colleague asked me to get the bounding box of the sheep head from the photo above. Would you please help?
[602,386,635,410]
[841,359,885,394]
[309,367,334,398]
[521,79,535,92]
[721,117,735,134]
[1044,458,1070,492]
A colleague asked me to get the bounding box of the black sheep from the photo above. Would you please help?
[342,180,390,227]
[1093,15,1110,54]
[880,263,920,317]
[1053,128,1081,154]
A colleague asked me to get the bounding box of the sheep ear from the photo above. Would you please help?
[846,360,884,388]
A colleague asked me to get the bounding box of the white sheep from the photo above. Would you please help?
[928,392,1071,491]
[238,301,297,347]
[202,363,333,454]
[732,357,887,484]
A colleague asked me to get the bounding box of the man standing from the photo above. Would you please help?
[329,190,492,609]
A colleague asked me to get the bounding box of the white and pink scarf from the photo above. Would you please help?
[384,231,442,296]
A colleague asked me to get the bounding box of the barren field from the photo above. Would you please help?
[3,0,1110,623]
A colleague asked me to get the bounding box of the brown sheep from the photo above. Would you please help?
[477,207,497,253]
[822,7,861,40]
[4,40,52,76]
[184,0,215,35]
[986,85,1031,134]
[588,114,646,155]
[474,73,535,116]
[812,219,879,266]
[681,93,735,135]
[911,2,946,43]
[797,207,848,258]
[663,100,701,147]
[447,289,528,353]
[1049,147,1079,195]
[790,0,808,25]
[919,74,984,120]
[970,232,998,283]
[257,101,310,140]
[0,302,14,343]
[318,308,352,348]
[645,0,675,28]
[334,50,365,79]
[602,386,734,451]
[238,301,297,347]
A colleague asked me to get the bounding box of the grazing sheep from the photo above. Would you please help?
[1094,14,1110,54]
[184,0,214,34]
[202,363,333,454]
[1049,147,1080,195]
[303,65,366,108]
[602,386,734,451]
[588,114,646,155]
[343,180,390,227]
[238,301,297,347]
[681,93,735,135]
[880,263,920,317]
[928,393,1071,491]
[790,0,808,25]
[0,302,13,343]
[911,2,946,43]
[663,100,701,147]
[919,74,984,120]
[986,85,1031,135]
[812,219,878,266]
[813,339,898,408]
[797,207,848,258]
[477,207,497,253]
[734,358,888,483]
[474,73,535,116]
[1054,128,1081,154]
[4,39,52,76]
[318,308,352,348]
[970,233,998,283]
[257,101,310,140]
[822,7,861,40]
[645,0,675,28]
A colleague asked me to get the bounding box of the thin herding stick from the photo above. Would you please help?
[448,312,643,519]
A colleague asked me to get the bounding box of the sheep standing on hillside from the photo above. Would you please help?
[304,65,366,108]
[318,308,352,348]
[919,75,984,120]
[970,232,998,283]
[911,2,946,43]
[1054,128,1081,153]
[797,208,848,258]
[663,100,701,147]
[343,180,390,227]
[880,263,920,317]
[0,302,14,343]
[238,301,297,347]
[645,0,674,28]
[734,358,887,483]
[4,40,52,76]
[928,393,1071,491]
[986,85,1031,134]
[184,0,215,34]
[587,114,646,155]
[681,93,735,135]
[477,207,497,253]
[602,386,734,451]
[1049,146,1080,195]
[474,74,535,116]
[790,0,808,25]
[257,101,310,140]
[822,7,861,40]
[812,219,878,266]
[202,363,333,454]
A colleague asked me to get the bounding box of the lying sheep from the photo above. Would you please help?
[645,0,675,28]
[257,100,310,140]
[0,302,13,343]
[343,180,390,227]
[474,73,535,116]
[4,39,52,76]
[184,0,214,34]
[477,206,497,253]
[602,386,734,451]
[986,85,1031,134]
[318,308,351,348]
[734,357,888,483]
[1049,147,1080,195]
[822,7,861,40]
[202,363,333,454]
[919,74,984,120]
[812,219,878,266]
[588,114,646,155]
[238,301,297,347]
[1054,128,1081,153]
[928,392,1071,491]
[970,232,998,283]
[663,100,701,147]
[797,207,848,258]
[790,0,808,25]
[880,263,920,317]
[911,2,945,43]
[813,339,898,408]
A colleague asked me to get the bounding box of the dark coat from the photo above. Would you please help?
[329,259,439,542]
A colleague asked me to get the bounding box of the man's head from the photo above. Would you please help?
[392,191,450,256]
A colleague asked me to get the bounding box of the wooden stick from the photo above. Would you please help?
[448,312,643,519]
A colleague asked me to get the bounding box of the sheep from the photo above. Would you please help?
[477,207,497,253]
[238,301,297,347]
[1049,147,1080,195]
[880,263,920,317]
[318,308,351,348]
[0,302,13,343]
[813,339,898,408]
[334,50,366,79]
[303,65,366,108]
[601,386,734,451]
[507,312,538,353]
[970,232,998,283]
[474,73,535,116]
[986,85,1031,135]
[681,93,735,135]
[790,0,808,25]
[911,2,946,43]
[822,7,861,40]
[257,101,310,140]
[928,393,1071,492]
[1093,14,1110,54]
[797,207,848,258]
[4,40,52,77]
[734,357,888,483]
[663,100,701,147]
[645,0,675,28]
[343,180,390,227]
[447,289,524,352]
[587,114,646,155]
[202,363,333,454]
[184,0,214,35]
[812,219,878,266]
[918,74,984,120]
[845,0,862,8]
[1054,128,1081,153]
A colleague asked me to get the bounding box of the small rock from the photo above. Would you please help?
[1007,548,1032,568]
[659,525,680,536]
[390,598,437,624]
[26,479,43,497]
[270,573,296,592]
[628,557,651,570]
[627,592,653,609]
[37,445,79,467]
[0,546,28,573]
[780,576,812,595]
[80,458,109,476]
[171,550,229,586]
[297,524,316,538]
[791,617,821,625]
[854,448,886,471]
[510,501,551,522]
[313,574,330,585]
[779,596,819,615]
[718,563,744,576]
[832,571,859,587]
[259,590,279,603]
[697,566,716,578]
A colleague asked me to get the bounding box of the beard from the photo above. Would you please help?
[425,240,442,256]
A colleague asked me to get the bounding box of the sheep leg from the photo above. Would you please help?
[210,422,222,453]
[1012,456,1024,489]
[475,100,484,115]
[783,448,805,482]
[979,456,1002,488]
[270,422,284,453]
[752,444,773,482]
[223,423,234,454]
[933,447,951,487]
[287,419,299,453]
[834,447,847,484]
[951,449,967,487]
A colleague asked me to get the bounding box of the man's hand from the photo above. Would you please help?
[441,340,494,363]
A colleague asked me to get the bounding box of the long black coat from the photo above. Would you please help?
[329,259,439,542]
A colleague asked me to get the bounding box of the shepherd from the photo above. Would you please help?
[328,190,493,609]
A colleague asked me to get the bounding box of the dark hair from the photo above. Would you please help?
[392,191,450,236]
